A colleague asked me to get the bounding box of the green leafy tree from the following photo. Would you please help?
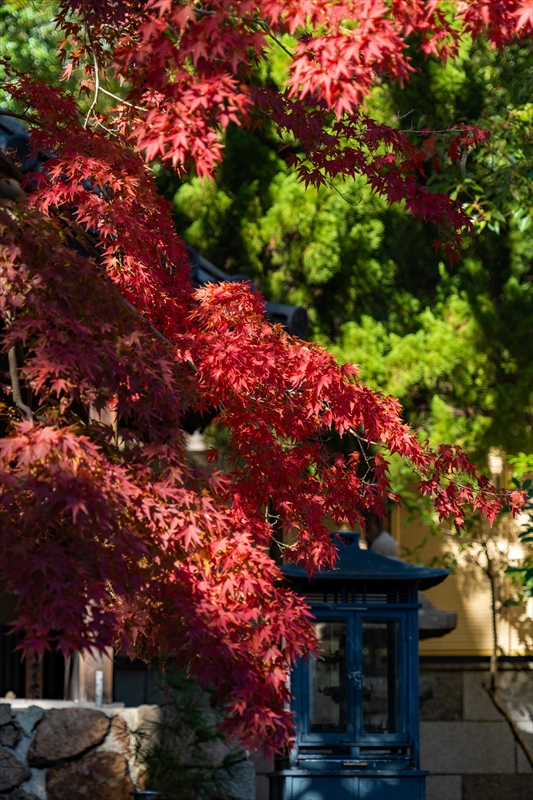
[133,670,246,800]
[170,36,533,464]
[0,1,63,105]
[386,36,533,459]
[2,8,531,463]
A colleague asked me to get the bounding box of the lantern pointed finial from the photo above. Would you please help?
[334,530,361,549]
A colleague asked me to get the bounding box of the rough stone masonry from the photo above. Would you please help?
[0,702,255,800]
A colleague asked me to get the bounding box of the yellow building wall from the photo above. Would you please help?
[392,506,533,657]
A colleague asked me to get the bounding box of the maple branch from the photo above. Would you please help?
[54,212,198,371]
[119,297,197,373]
[57,213,101,259]
[0,109,36,124]
[178,2,295,58]
[120,297,172,347]
[55,211,174,352]
[0,150,25,184]
[404,457,501,500]
[96,121,120,138]
[344,428,377,484]
[254,19,295,59]
[84,50,101,129]
[98,88,147,113]
[347,430,503,505]
[326,177,361,207]
[404,126,476,136]
[8,346,33,423]
[396,108,415,120]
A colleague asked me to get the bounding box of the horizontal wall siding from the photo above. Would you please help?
[392,505,532,656]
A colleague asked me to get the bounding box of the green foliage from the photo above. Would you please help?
[4,6,531,463]
[506,454,533,597]
[508,453,533,479]
[429,41,533,236]
[0,1,125,112]
[172,128,438,340]
[0,1,64,107]
[386,38,533,458]
[169,35,533,464]
[133,670,246,800]
[330,294,493,452]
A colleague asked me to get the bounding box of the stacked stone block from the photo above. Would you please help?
[420,665,533,800]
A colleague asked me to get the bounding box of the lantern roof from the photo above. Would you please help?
[281,532,449,591]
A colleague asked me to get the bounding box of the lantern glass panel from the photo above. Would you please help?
[309,620,347,733]
[362,620,400,734]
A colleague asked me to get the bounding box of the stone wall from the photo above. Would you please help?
[3,666,532,800]
[419,663,533,800]
[0,701,255,800]
[0,702,150,800]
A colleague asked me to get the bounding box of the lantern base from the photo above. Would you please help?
[269,768,428,800]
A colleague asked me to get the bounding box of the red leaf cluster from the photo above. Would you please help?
[0,0,527,751]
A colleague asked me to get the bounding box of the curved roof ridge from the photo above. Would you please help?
[281,531,449,591]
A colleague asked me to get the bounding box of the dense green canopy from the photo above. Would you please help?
[0,1,63,95]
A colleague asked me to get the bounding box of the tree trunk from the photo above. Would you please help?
[484,551,533,768]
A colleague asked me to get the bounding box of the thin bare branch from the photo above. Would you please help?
[98,87,147,112]
[84,50,101,129]
[255,19,295,59]
[483,686,533,768]
[96,121,120,138]
[326,177,362,207]
[396,108,415,120]
[8,346,33,423]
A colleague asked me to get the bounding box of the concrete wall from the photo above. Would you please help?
[3,665,532,800]
[420,663,533,800]
[251,751,272,800]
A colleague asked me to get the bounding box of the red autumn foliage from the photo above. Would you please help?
[0,0,529,751]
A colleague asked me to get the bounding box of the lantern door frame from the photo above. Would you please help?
[293,607,413,751]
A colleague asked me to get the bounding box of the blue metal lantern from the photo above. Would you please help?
[269,532,450,800]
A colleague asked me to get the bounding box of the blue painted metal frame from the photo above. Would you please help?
[270,771,428,800]
[270,534,450,800]
[296,609,355,746]
[292,601,418,753]
[355,610,408,746]
[273,588,426,799]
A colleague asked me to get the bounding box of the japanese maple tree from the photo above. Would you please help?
[0,0,530,751]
